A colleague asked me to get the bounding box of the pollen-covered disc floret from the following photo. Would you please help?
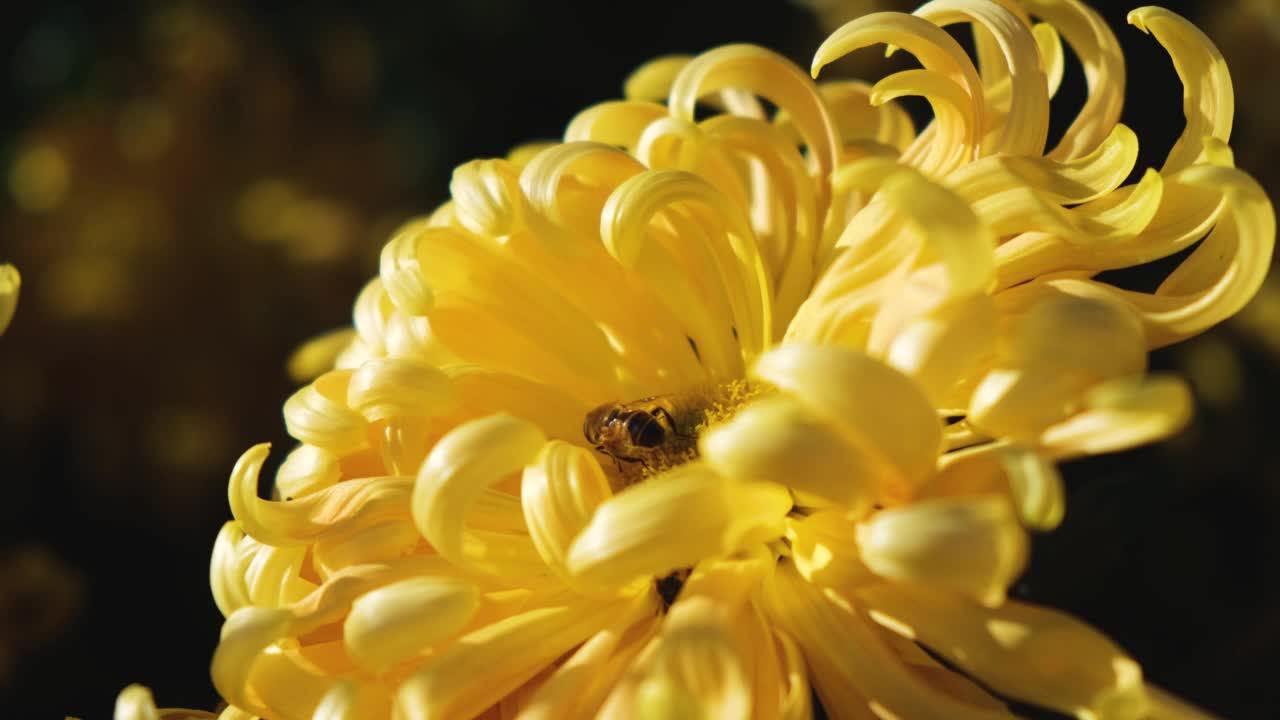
[121,2,1273,719]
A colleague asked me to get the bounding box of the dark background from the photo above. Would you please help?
[1,1,1276,718]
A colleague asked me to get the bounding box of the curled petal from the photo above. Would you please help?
[229,444,412,547]
[857,495,1027,606]
[1023,0,1125,159]
[1129,7,1233,173]
[1011,165,1274,349]
[521,440,614,581]
[352,278,393,357]
[915,0,1049,157]
[857,583,1149,720]
[450,158,524,238]
[212,607,296,716]
[567,465,791,589]
[210,522,252,618]
[283,370,368,455]
[565,100,668,147]
[379,219,436,317]
[0,264,18,335]
[752,344,942,500]
[311,520,423,577]
[873,68,975,177]
[1035,22,1065,99]
[274,443,339,502]
[673,44,840,204]
[412,414,551,583]
[346,357,456,423]
[518,142,647,250]
[844,158,995,297]
[814,12,983,153]
[700,393,877,513]
[1040,374,1193,460]
[947,122,1139,207]
[602,168,772,360]
[623,55,693,101]
[343,576,480,673]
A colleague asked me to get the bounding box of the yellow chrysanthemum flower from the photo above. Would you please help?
[118,2,1273,719]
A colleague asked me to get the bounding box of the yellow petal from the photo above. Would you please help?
[762,562,1013,720]
[450,158,524,238]
[1034,22,1065,99]
[1022,0,1125,160]
[395,594,652,720]
[882,292,997,409]
[857,495,1027,606]
[311,519,423,578]
[444,365,589,445]
[343,576,480,673]
[636,597,752,720]
[212,607,296,715]
[969,295,1146,439]
[915,0,1049,157]
[813,11,984,162]
[565,100,668,148]
[567,465,790,590]
[932,443,1066,532]
[1040,374,1193,460]
[0,264,19,335]
[114,684,161,720]
[273,443,340,501]
[602,168,772,364]
[673,44,839,208]
[623,55,693,101]
[752,344,942,500]
[313,681,391,720]
[346,357,456,423]
[379,218,437,316]
[228,444,412,548]
[283,370,368,455]
[947,122,1139,207]
[518,141,646,252]
[517,617,661,720]
[521,440,614,581]
[1128,7,1233,173]
[784,510,877,590]
[402,224,625,399]
[210,522,252,618]
[1005,165,1273,349]
[700,393,877,513]
[870,68,974,177]
[857,583,1149,720]
[412,414,552,584]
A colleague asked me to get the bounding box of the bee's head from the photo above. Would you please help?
[582,402,619,447]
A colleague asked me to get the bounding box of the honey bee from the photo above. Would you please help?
[583,394,702,480]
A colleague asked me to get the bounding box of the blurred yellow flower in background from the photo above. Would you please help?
[99,1,1272,719]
